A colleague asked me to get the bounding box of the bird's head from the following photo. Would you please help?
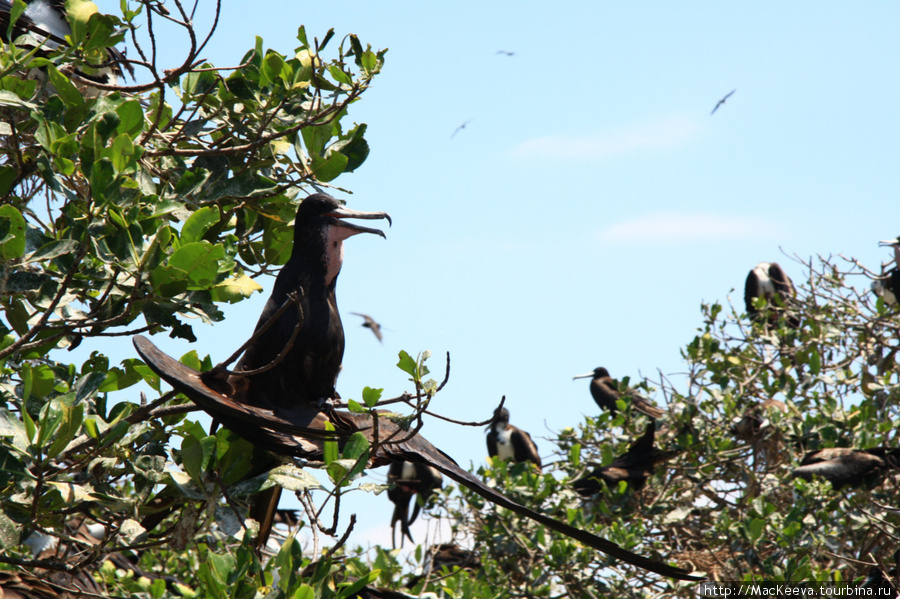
[878,236,900,248]
[573,366,609,381]
[291,193,392,287]
[491,406,510,425]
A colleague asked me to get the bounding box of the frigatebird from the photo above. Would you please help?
[0,0,133,84]
[710,89,736,115]
[451,119,473,139]
[133,197,700,579]
[351,312,384,343]
[571,421,679,496]
[744,262,798,327]
[486,406,542,469]
[387,461,443,547]
[572,367,664,419]
[496,50,515,56]
[791,447,900,490]
[872,237,900,307]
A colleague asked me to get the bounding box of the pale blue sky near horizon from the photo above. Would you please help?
[80,1,900,552]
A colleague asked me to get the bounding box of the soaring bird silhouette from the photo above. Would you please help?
[744,262,798,327]
[710,89,736,115]
[351,312,384,342]
[0,0,133,85]
[133,198,700,580]
[451,119,473,139]
[572,367,664,419]
[571,421,679,496]
[791,447,900,490]
[872,237,900,307]
[486,406,542,469]
[387,461,443,547]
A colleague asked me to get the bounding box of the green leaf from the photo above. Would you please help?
[181,433,217,483]
[180,205,221,244]
[46,65,84,108]
[396,350,417,378]
[347,399,365,413]
[0,204,27,260]
[23,239,80,265]
[361,386,382,408]
[323,421,338,465]
[209,274,263,303]
[310,149,348,182]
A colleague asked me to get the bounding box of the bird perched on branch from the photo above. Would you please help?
[133,194,700,580]
[387,461,443,547]
[572,367,664,419]
[572,421,679,496]
[790,447,900,490]
[744,262,799,328]
[872,236,900,307]
[486,406,542,469]
[0,0,133,86]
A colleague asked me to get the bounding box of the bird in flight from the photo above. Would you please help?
[351,312,383,343]
[451,119,474,139]
[710,89,736,115]
[496,50,515,56]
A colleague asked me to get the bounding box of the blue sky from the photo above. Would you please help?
[89,1,900,551]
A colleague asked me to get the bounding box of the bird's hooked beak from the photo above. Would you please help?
[572,372,595,380]
[325,206,392,238]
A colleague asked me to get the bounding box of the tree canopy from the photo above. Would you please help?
[0,2,897,598]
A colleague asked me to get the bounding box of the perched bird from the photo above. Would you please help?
[710,89,736,115]
[572,421,679,496]
[134,195,700,580]
[205,193,390,548]
[572,367,664,419]
[351,312,384,343]
[731,399,787,444]
[744,262,798,327]
[387,461,443,547]
[0,0,133,86]
[872,236,900,307]
[791,447,900,490]
[408,543,480,588]
[486,406,542,469]
[451,119,473,139]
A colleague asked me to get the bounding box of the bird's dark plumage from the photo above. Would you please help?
[573,367,664,419]
[744,262,798,327]
[351,312,383,342]
[710,89,736,115]
[451,119,473,139]
[572,421,679,496]
[791,447,899,490]
[873,237,900,307]
[486,406,542,469]
[0,0,133,83]
[133,336,701,581]
[387,461,443,547]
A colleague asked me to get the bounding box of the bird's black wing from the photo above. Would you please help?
[767,263,795,305]
[744,269,760,315]
[134,336,702,581]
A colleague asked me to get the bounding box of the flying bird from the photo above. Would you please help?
[571,421,680,496]
[710,89,736,115]
[872,236,900,307]
[351,312,384,342]
[133,194,700,579]
[0,0,133,85]
[486,406,542,469]
[451,119,474,139]
[387,461,443,547]
[496,50,515,56]
[744,262,799,328]
[791,447,900,490]
[572,367,665,419]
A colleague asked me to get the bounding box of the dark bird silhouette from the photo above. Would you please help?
[486,406,542,469]
[572,367,664,419]
[791,447,900,490]
[451,119,473,139]
[496,50,515,56]
[710,89,736,115]
[572,421,679,496]
[134,348,700,580]
[387,461,443,547]
[731,399,787,444]
[408,543,480,588]
[744,262,798,327]
[872,237,900,307]
[351,312,383,342]
[0,0,133,85]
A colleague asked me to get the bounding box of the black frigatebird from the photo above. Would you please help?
[571,421,679,496]
[496,50,515,56]
[872,237,900,307]
[744,262,798,327]
[572,367,664,419]
[133,199,700,579]
[351,312,384,343]
[710,89,736,115]
[790,447,900,490]
[387,461,443,547]
[451,119,473,139]
[0,0,134,84]
[486,406,542,469]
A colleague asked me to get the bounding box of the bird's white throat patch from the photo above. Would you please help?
[495,427,515,460]
[324,225,362,286]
